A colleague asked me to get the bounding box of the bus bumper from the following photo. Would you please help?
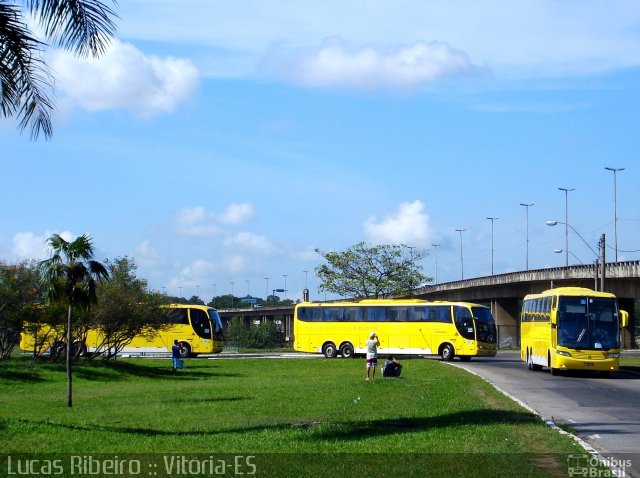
[555,355,619,372]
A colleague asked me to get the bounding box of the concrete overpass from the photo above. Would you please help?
[219,261,640,348]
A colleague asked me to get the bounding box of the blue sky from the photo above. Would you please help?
[2,1,640,302]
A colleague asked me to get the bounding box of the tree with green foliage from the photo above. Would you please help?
[39,233,108,407]
[0,260,41,359]
[1,0,118,139]
[87,257,171,360]
[226,316,247,351]
[315,242,430,299]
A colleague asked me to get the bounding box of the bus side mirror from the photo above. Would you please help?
[620,310,629,328]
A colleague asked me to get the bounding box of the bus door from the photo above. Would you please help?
[454,306,476,355]
[425,305,455,353]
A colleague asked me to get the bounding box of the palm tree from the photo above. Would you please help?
[39,233,108,407]
[1,0,118,139]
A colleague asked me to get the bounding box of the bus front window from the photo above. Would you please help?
[454,306,475,340]
[471,307,497,344]
[557,297,619,350]
[208,310,225,341]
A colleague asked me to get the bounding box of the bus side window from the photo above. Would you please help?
[344,307,361,322]
[388,307,407,322]
[366,307,387,322]
[323,308,343,322]
[434,306,451,323]
[409,307,427,321]
[170,308,189,325]
[521,301,529,322]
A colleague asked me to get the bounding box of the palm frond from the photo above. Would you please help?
[27,0,118,57]
[0,2,53,139]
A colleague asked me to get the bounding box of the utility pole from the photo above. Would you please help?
[600,234,606,292]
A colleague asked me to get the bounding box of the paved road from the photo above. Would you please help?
[453,350,640,476]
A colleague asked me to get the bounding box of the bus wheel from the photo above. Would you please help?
[72,341,87,358]
[339,343,354,358]
[178,342,191,358]
[440,344,455,362]
[322,342,337,358]
[527,350,534,371]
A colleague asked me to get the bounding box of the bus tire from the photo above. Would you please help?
[322,342,337,358]
[178,342,191,358]
[339,342,354,358]
[440,343,455,361]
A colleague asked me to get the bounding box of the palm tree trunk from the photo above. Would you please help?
[66,304,72,408]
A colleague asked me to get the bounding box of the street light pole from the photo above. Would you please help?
[605,167,624,262]
[283,274,288,301]
[558,187,575,267]
[455,228,466,280]
[265,277,270,302]
[486,217,498,275]
[520,203,534,270]
[431,243,440,285]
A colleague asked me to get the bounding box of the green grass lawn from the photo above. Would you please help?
[0,356,594,477]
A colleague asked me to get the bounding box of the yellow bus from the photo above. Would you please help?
[294,299,497,361]
[520,287,628,375]
[20,304,225,358]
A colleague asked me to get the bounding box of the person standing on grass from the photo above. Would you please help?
[365,332,380,380]
[172,340,181,373]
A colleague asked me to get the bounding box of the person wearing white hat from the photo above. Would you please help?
[365,332,380,380]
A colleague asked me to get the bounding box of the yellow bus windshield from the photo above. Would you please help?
[557,296,619,351]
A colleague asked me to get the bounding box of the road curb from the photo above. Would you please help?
[448,362,628,477]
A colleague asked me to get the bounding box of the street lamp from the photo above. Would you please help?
[283,274,288,301]
[558,187,575,267]
[520,203,534,270]
[264,277,270,302]
[546,220,606,290]
[455,228,466,280]
[486,217,498,275]
[546,220,599,258]
[431,243,440,285]
[554,249,583,264]
[604,167,624,262]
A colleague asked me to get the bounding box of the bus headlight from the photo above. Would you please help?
[606,353,620,359]
[556,350,572,357]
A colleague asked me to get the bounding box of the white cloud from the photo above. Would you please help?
[363,200,432,245]
[175,207,223,237]
[223,232,272,252]
[49,40,199,117]
[174,203,255,237]
[268,37,474,90]
[222,255,246,274]
[219,202,254,225]
[133,239,161,268]
[12,230,75,261]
